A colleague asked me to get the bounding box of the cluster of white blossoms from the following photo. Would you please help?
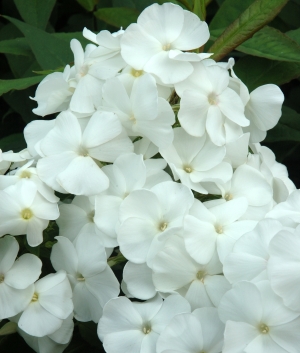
[1,2,300,353]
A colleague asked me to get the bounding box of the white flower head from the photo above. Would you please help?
[121,3,210,84]
[0,236,42,320]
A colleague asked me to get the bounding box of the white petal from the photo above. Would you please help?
[50,236,78,276]
[0,236,19,274]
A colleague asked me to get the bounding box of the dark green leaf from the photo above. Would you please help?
[77,0,99,11]
[0,133,26,152]
[94,7,139,28]
[208,0,289,62]
[0,32,89,58]
[4,16,74,70]
[209,0,254,30]
[3,86,37,123]
[13,0,56,30]
[0,38,31,56]
[193,0,207,20]
[234,56,300,91]
[265,106,300,142]
[236,26,300,62]
[286,28,300,45]
[0,75,45,96]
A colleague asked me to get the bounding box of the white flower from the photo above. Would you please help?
[118,181,194,266]
[0,160,58,203]
[120,3,210,84]
[12,313,74,353]
[266,189,300,228]
[219,280,300,353]
[157,308,225,353]
[160,127,232,194]
[268,226,300,311]
[50,234,119,322]
[17,271,73,337]
[98,294,191,353]
[36,110,133,196]
[184,198,256,264]
[177,62,249,145]
[152,235,231,310]
[223,219,284,284]
[123,261,156,300]
[101,73,175,149]
[30,66,73,117]
[0,180,59,246]
[0,236,42,320]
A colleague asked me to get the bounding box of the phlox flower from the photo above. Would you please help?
[0,160,58,203]
[98,294,191,353]
[247,143,295,204]
[152,235,231,310]
[177,62,249,146]
[50,234,119,322]
[157,308,225,353]
[17,271,73,337]
[268,226,300,311]
[228,63,284,143]
[160,127,232,194]
[117,181,194,266]
[0,149,29,174]
[123,261,156,300]
[0,180,59,247]
[121,3,210,84]
[36,110,133,196]
[101,73,175,149]
[0,236,42,320]
[11,313,74,353]
[266,189,300,228]
[223,219,284,284]
[184,198,257,264]
[219,280,300,353]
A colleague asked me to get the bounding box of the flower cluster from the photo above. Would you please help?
[0,2,299,353]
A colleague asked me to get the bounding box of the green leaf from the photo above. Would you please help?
[94,7,139,28]
[208,0,289,62]
[0,38,31,56]
[265,106,300,142]
[0,75,45,96]
[209,0,254,30]
[286,28,300,45]
[13,0,56,30]
[0,133,26,152]
[77,0,99,11]
[236,26,300,62]
[0,32,89,58]
[234,56,300,91]
[3,16,74,70]
[193,0,206,20]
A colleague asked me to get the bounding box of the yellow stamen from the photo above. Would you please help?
[21,208,33,220]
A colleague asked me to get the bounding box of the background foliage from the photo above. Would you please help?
[0,0,300,351]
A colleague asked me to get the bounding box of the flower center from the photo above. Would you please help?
[0,274,4,283]
[142,324,151,334]
[20,170,31,179]
[224,193,233,201]
[162,43,171,51]
[184,165,193,173]
[21,208,33,220]
[159,222,168,232]
[88,211,95,223]
[215,225,223,234]
[131,69,143,77]
[77,274,85,281]
[208,93,218,105]
[31,293,39,302]
[259,323,269,334]
[129,115,137,124]
[196,270,206,282]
